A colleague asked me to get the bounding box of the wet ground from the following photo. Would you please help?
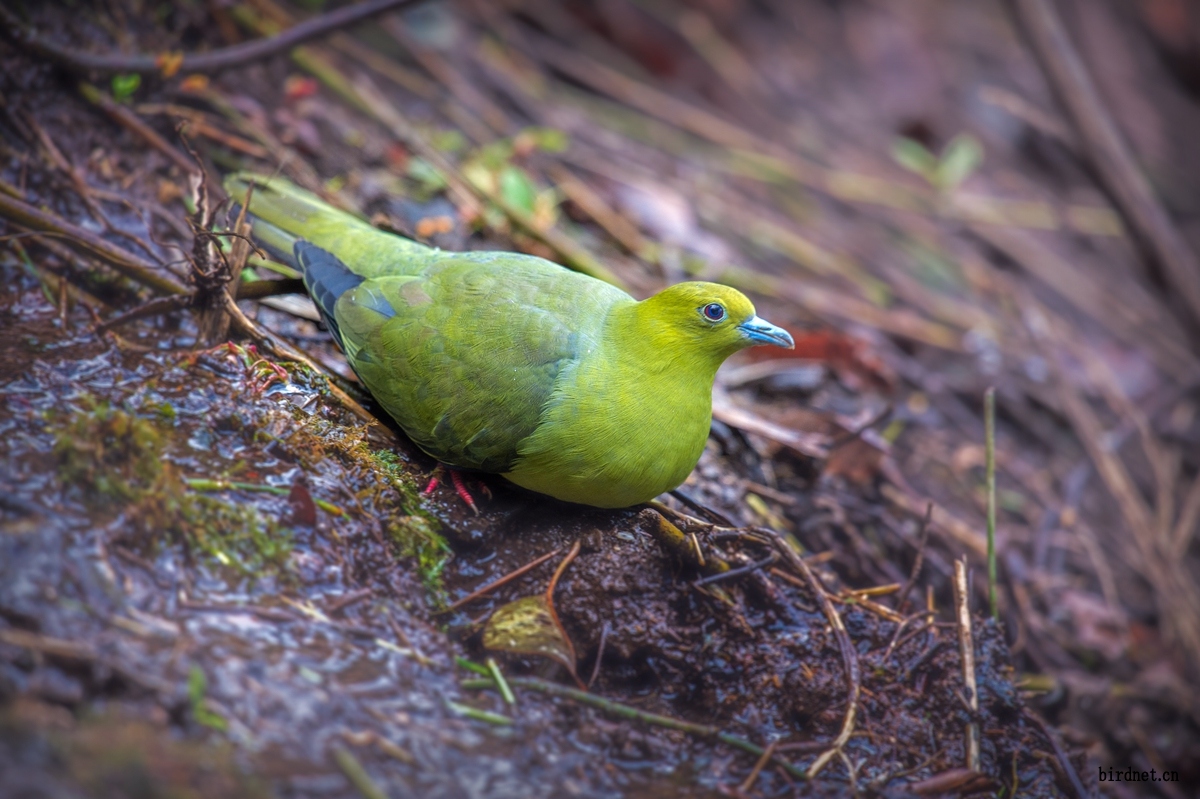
[5,0,1200,797]
[0,267,1071,796]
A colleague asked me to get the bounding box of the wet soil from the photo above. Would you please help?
[6,0,1198,796]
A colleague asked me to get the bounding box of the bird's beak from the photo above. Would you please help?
[738,315,795,349]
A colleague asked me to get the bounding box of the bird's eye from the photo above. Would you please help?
[702,303,726,322]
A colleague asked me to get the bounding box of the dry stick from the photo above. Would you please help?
[10,237,111,314]
[984,388,998,620]
[897,503,933,614]
[587,621,608,689]
[738,738,782,795]
[1021,709,1088,799]
[546,163,652,260]
[762,529,859,779]
[25,111,106,223]
[1172,472,1200,558]
[952,558,980,772]
[0,191,186,296]
[0,0,426,76]
[460,675,806,780]
[79,83,199,175]
[1012,0,1200,326]
[445,547,563,611]
[694,552,777,587]
[545,539,584,689]
[330,743,388,799]
[96,294,192,332]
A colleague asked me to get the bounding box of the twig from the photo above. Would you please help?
[662,490,736,527]
[486,657,516,706]
[1011,0,1200,326]
[96,294,193,331]
[330,743,388,799]
[79,83,198,174]
[445,547,562,611]
[237,278,306,299]
[882,616,936,662]
[984,388,998,620]
[461,675,807,780]
[0,191,186,295]
[738,738,781,794]
[760,527,859,779]
[587,621,608,689]
[712,397,829,460]
[326,587,374,615]
[0,0,426,77]
[1022,709,1088,799]
[694,551,777,586]
[953,558,980,772]
[545,540,582,643]
[898,503,933,614]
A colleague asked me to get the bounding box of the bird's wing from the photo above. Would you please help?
[334,255,616,472]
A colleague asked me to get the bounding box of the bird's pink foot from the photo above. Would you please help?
[449,469,480,516]
[423,465,481,515]
[423,466,443,495]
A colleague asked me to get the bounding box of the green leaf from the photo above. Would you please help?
[936,133,983,191]
[187,664,207,705]
[526,127,569,152]
[187,665,227,730]
[406,157,448,194]
[498,165,537,214]
[890,137,938,181]
[111,73,141,102]
[431,129,468,153]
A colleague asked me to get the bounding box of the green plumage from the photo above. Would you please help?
[226,173,793,508]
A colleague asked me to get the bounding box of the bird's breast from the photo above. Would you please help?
[504,356,714,507]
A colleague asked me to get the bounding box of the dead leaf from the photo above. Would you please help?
[483,595,578,680]
[288,482,318,528]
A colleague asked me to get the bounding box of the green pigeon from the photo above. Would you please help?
[225,173,793,508]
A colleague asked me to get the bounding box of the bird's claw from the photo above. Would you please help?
[423,465,482,515]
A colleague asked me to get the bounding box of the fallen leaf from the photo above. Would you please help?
[483,595,578,681]
[288,482,318,528]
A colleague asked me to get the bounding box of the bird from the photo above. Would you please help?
[225,173,794,509]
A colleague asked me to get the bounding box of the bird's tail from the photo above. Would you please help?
[223,172,435,277]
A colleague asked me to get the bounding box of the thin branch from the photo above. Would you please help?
[898,503,933,614]
[694,552,778,587]
[0,0,427,77]
[79,83,198,175]
[985,387,998,620]
[461,675,807,780]
[1022,709,1089,799]
[0,190,186,295]
[953,558,980,772]
[444,548,562,611]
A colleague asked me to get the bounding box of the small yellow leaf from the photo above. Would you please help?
[483,595,577,678]
[156,51,185,79]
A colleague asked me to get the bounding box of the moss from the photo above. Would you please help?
[53,398,164,502]
[387,514,451,605]
[51,396,291,577]
[129,478,292,577]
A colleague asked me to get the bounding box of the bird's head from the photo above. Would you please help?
[634,282,794,368]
